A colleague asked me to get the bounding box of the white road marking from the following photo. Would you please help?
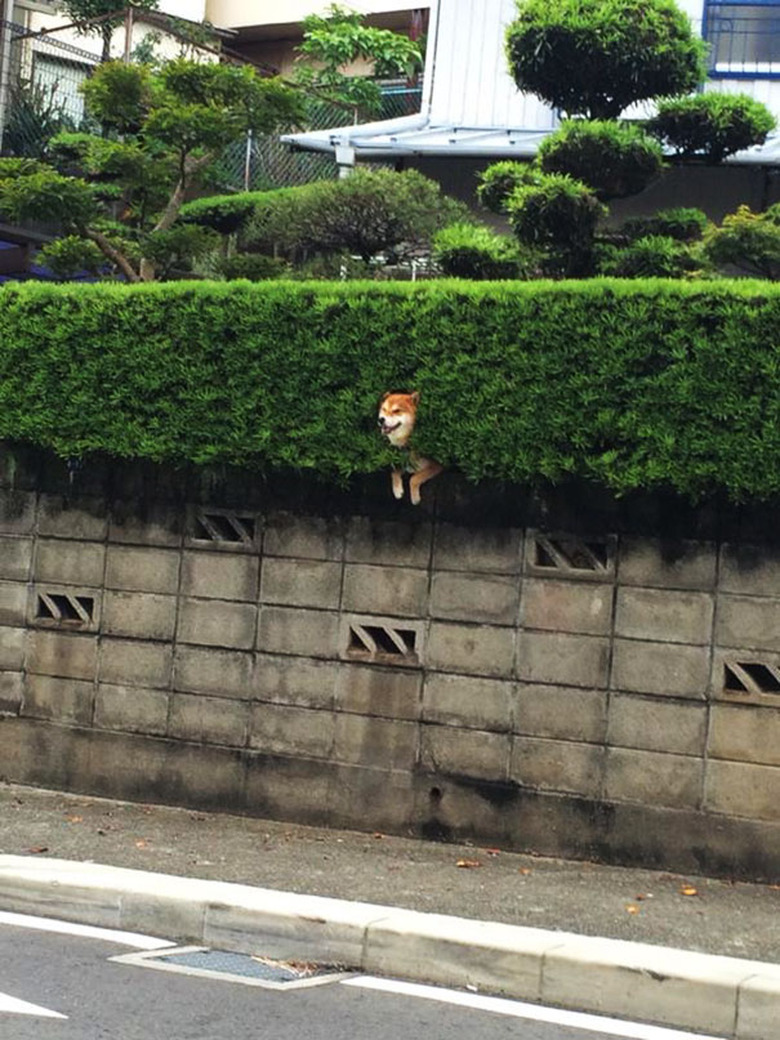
[0,991,67,1019]
[0,910,173,949]
[342,977,726,1040]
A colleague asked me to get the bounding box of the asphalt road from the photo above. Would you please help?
[0,915,718,1040]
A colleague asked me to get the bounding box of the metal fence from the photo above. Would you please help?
[704,3,780,76]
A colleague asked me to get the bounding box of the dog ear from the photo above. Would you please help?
[380,391,392,403]
[410,391,420,405]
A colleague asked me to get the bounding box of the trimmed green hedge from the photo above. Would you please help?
[0,279,779,498]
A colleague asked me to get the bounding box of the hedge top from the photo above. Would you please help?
[0,278,778,500]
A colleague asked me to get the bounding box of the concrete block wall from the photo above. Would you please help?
[4,460,780,879]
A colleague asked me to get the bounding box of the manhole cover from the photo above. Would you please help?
[110,946,354,990]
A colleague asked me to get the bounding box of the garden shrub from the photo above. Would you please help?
[215,253,290,280]
[538,120,664,199]
[432,223,528,279]
[620,207,708,243]
[0,280,779,499]
[178,192,271,235]
[476,161,542,213]
[647,93,776,163]
[703,203,780,280]
[598,234,699,278]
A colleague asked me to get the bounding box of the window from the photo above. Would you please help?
[704,0,780,76]
[32,54,92,125]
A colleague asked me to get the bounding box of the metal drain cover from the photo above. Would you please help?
[110,946,354,990]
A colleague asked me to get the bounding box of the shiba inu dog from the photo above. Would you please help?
[377,391,443,505]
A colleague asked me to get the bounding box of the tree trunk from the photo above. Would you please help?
[101,24,112,63]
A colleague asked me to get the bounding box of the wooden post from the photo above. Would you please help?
[123,5,134,63]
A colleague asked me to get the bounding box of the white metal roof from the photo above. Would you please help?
[281,0,780,167]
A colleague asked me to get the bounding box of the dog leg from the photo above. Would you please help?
[391,468,405,500]
[409,461,443,506]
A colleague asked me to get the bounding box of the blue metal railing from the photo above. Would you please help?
[704,5,780,76]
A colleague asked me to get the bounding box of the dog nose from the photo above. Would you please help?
[377,417,386,427]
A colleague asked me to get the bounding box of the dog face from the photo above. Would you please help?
[377,391,419,448]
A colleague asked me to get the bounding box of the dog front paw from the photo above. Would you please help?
[391,472,404,500]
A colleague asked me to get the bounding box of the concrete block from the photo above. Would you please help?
[605,748,703,809]
[260,557,342,610]
[433,523,523,574]
[706,759,780,820]
[510,736,604,798]
[426,621,515,678]
[430,572,519,626]
[21,674,94,724]
[181,551,259,602]
[249,702,335,759]
[713,647,780,706]
[119,891,206,943]
[168,693,249,747]
[342,563,428,618]
[174,646,253,700]
[341,614,422,669]
[98,638,173,689]
[94,684,169,735]
[255,653,336,709]
[517,631,609,689]
[104,592,177,642]
[37,494,107,541]
[177,597,256,650]
[109,501,182,547]
[0,627,25,670]
[422,673,512,731]
[525,530,615,582]
[0,536,32,582]
[716,594,780,653]
[520,578,613,635]
[542,937,746,1035]
[607,693,707,756]
[364,912,556,1000]
[30,583,100,633]
[0,580,27,627]
[420,724,511,781]
[0,491,36,534]
[345,517,432,568]
[263,513,345,561]
[335,662,420,719]
[257,606,338,659]
[615,587,714,645]
[611,639,710,699]
[618,536,717,590]
[710,704,780,767]
[185,506,258,552]
[720,543,780,596]
[737,972,780,1040]
[514,684,607,743]
[411,772,512,846]
[0,671,23,714]
[26,630,97,680]
[34,539,105,588]
[328,765,414,832]
[105,546,180,595]
[333,714,418,770]
[245,753,333,827]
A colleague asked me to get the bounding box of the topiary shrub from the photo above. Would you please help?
[476,161,542,213]
[598,234,699,278]
[538,120,664,199]
[432,223,529,279]
[647,93,776,163]
[178,192,266,235]
[703,204,780,279]
[620,207,708,243]
[215,253,290,281]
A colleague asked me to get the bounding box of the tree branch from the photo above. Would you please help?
[84,228,140,283]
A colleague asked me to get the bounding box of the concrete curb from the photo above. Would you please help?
[0,855,777,1039]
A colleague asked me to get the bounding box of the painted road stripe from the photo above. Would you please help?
[0,991,67,1019]
[342,977,727,1040]
[0,911,173,949]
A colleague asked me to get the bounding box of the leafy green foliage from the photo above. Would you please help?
[214,253,290,280]
[58,0,159,62]
[37,236,107,278]
[0,280,779,500]
[538,120,663,199]
[2,77,76,159]
[598,234,699,277]
[293,3,423,117]
[620,207,708,243]
[647,93,777,163]
[505,0,706,119]
[0,168,98,228]
[703,204,780,280]
[432,223,530,279]
[476,161,542,213]
[178,192,266,235]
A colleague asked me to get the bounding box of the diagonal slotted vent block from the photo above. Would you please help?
[194,511,256,545]
[724,661,780,696]
[348,623,418,664]
[533,534,610,574]
[36,592,94,625]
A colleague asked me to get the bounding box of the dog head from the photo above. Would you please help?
[377,391,419,448]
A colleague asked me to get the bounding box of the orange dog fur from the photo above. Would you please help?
[377,391,443,505]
